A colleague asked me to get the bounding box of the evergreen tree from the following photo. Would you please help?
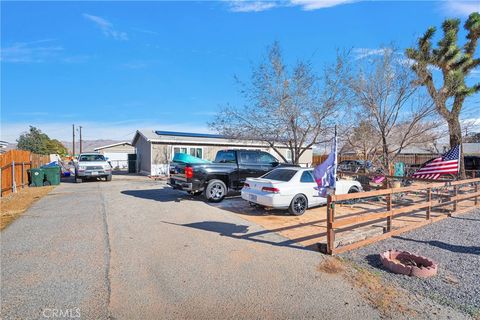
[406,12,480,178]
[17,126,67,155]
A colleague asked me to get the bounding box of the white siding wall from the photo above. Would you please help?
[135,137,151,174]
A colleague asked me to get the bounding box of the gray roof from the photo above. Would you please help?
[436,143,480,155]
[462,143,480,155]
[132,129,312,149]
[94,141,132,151]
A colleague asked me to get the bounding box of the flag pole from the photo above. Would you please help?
[333,125,337,195]
[458,143,461,181]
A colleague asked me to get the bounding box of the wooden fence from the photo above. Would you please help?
[324,177,480,255]
[31,153,51,168]
[312,154,438,166]
[0,150,51,197]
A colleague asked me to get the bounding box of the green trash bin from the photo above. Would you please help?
[41,165,61,185]
[29,168,45,187]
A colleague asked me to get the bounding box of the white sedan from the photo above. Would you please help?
[241,167,362,215]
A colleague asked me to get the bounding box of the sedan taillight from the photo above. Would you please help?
[262,186,280,193]
[185,167,193,179]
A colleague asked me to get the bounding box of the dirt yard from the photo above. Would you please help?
[214,185,478,253]
[0,186,54,230]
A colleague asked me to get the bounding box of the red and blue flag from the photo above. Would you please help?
[313,133,337,197]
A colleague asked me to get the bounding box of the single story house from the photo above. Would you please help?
[94,142,136,169]
[131,130,313,176]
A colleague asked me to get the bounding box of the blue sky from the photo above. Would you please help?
[1,0,479,142]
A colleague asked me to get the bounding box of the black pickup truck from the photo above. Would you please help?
[168,149,293,202]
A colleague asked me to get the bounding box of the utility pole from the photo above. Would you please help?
[72,124,75,157]
[79,126,83,154]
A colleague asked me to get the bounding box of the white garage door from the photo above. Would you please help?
[104,152,128,169]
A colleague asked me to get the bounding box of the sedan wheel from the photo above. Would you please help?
[289,194,307,216]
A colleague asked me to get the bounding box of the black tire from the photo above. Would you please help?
[348,187,359,194]
[106,174,112,182]
[75,176,83,183]
[345,187,360,204]
[205,179,227,202]
[289,194,308,216]
[43,180,51,186]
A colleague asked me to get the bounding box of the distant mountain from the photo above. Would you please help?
[61,140,126,153]
[1,139,128,154]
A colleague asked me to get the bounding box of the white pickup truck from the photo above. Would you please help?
[75,152,112,183]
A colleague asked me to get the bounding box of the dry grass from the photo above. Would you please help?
[347,264,415,318]
[316,257,415,316]
[317,257,345,274]
[0,186,54,230]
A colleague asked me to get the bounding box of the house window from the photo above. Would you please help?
[172,146,203,159]
[286,149,293,163]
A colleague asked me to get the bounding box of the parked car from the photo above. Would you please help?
[74,152,112,183]
[241,167,362,215]
[464,156,480,175]
[337,160,369,173]
[168,149,296,202]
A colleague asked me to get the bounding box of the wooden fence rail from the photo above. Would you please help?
[312,154,438,166]
[325,177,480,255]
[0,150,51,197]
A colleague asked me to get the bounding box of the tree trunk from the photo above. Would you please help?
[447,117,465,179]
[381,135,390,173]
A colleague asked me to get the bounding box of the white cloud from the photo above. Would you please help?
[289,0,356,11]
[470,69,480,78]
[1,121,211,143]
[83,13,128,41]
[228,1,278,12]
[226,0,356,12]
[131,27,160,35]
[441,1,480,16]
[352,47,393,60]
[0,39,63,63]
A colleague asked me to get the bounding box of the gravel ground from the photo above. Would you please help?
[342,209,480,317]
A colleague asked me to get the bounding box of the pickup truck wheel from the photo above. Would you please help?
[106,174,112,182]
[205,179,227,202]
[289,194,307,216]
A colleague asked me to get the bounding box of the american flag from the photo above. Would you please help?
[412,145,460,180]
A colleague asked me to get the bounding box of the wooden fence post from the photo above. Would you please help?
[21,162,25,188]
[326,195,335,255]
[11,161,16,193]
[453,185,458,213]
[475,183,478,206]
[426,188,431,220]
[386,193,392,232]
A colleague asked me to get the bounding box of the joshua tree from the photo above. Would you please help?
[406,12,480,178]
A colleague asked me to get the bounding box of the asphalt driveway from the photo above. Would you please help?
[0,175,468,319]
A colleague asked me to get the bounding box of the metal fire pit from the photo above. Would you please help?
[380,250,438,278]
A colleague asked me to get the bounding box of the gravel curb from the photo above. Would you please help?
[341,209,480,317]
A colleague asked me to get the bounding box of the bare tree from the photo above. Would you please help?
[209,42,346,164]
[342,119,382,162]
[347,48,439,171]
